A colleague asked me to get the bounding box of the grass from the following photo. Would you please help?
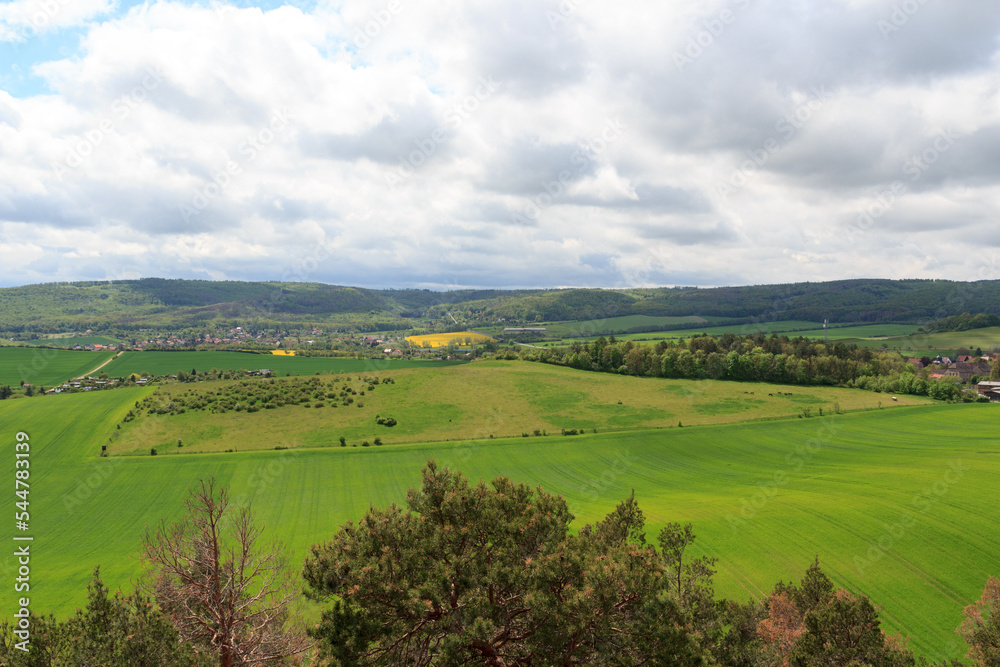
[534,320,835,346]
[476,315,714,337]
[788,324,921,339]
[535,322,965,351]
[532,315,714,337]
[100,350,469,377]
[0,383,995,660]
[405,332,495,348]
[862,327,1000,354]
[8,335,122,348]
[0,347,117,387]
[109,361,932,456]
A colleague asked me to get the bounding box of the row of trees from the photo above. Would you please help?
[3,465,999,665]
[515,334,999,400]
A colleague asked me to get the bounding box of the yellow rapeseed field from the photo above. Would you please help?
[405,332,494,348]
[271,350,296,356]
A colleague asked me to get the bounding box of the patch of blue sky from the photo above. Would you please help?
[1,1,316,98]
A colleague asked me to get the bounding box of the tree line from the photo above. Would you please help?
[514,333,996,401]
[3,464,998,666]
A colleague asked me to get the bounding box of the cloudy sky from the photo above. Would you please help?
[1,0,998,290]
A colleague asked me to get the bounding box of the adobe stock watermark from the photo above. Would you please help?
[546,0,586,30]
[230,446,304,509]
[878,0,930,40]
[179,108,294,223]
[854,459,968,576]
[576,449,635,503]
[846,127,959,243]
[716,86,832,200]
[51,67,164,180]
[725,414,844,533]
[383,77,501,190]
[674,0,753,72]
[351,0,404,50]
[509,117,626,227]
[4,0,72,45]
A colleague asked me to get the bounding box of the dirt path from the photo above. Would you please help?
[76,351,123,379]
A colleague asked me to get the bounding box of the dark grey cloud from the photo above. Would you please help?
[478,140,597,196]
[303,106,446,164]
[634,219,742,246]
[465,0,589,97]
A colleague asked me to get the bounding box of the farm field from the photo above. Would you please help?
[536,321,921,347]
[110,361,932,455]
[404,331,495,348]
[788,324,921,339]
[10,335,122,348]
[0,347,116,387]
[532,314,716,337]
[0,386,996,660]
[858,326,1000,355]
[477,315,714,337]
[100,350,468,377]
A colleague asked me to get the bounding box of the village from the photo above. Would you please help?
[907,353,1000,402]
[65,326,409,354]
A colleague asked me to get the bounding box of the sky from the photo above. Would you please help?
[1,0,999,290]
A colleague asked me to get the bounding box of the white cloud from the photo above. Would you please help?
[0,0,114,41]
[0,0,999,289]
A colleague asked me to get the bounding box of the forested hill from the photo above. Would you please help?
[1,277,998,334]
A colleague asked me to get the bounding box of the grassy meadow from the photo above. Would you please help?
[0,347,116,387]
[101,350,468,377]
[854,326,1000,355]
[536,321,925,347]
[3,335,122,348]
[109,361,932,455]
[0,379,996,660]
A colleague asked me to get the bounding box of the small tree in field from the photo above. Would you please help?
[141,479,311,666]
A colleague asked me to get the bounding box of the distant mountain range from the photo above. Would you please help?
[1,278,998,334]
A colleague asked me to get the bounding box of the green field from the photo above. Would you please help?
[0,363,996,659]
[788,324,921,339]
[109,361,932,456]
[12,335,121,348]
[532,320,812,347]
[101,350,468,377]
[0,347,116,386]
[536,322,959,351]
[481,314,716,338]
[865,326,1000,354]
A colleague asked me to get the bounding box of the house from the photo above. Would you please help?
[975,381,1000,397]
[944,362,992,383]
[907,358,924,368]
[957,355,974,363]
